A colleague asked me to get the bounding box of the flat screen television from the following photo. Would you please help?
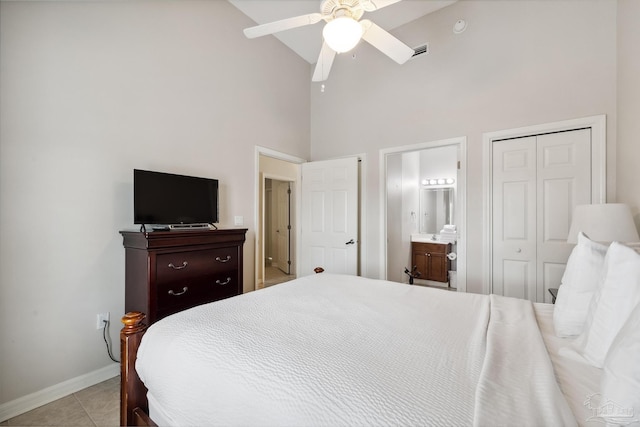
[134,169,219,225]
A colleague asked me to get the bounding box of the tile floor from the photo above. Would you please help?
[1,376,119,427]
[264,265,295,287]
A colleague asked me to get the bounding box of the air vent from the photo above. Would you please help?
[411,43,430,59]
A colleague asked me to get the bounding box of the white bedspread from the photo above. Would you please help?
[136,274,575,426]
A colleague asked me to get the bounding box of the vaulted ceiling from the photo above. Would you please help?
[228,0,456,64]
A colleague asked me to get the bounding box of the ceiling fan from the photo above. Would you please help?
[243,0,415,82]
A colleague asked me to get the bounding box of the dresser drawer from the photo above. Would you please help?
[156,274,239,314]
[156,287,237,322]
[156,247,239,284]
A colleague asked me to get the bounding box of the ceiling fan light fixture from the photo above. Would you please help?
[323,16,363,53]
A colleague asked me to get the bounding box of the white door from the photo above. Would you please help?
[300,157,359,277]
[492,129,592,302]
[274,181,291,274]
[492,136,537,300]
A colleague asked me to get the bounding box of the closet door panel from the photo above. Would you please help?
[536,129,592,301]
[492,137,537,301]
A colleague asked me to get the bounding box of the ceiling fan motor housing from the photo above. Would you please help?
[321,0,365,22]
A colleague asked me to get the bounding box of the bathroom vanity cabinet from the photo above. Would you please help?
[411,241,451,283]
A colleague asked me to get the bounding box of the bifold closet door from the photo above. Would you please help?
[536,130,591,302]
[492,136,537,300]
[492,129,591,302]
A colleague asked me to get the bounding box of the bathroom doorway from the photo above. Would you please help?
[380,137,467,291]
[256,148,303,290]
[264,178,295,287]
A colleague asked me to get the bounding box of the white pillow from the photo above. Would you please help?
[600,302,640,426]
[565,242,640,368]
[553,232,608,337]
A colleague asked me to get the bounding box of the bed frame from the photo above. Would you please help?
[120,312,156,427]
[120,268,325,427]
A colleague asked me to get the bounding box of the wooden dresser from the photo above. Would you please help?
[121,228,247,324]
[411,241,451,283]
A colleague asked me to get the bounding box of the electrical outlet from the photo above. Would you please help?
[96,312,110,330]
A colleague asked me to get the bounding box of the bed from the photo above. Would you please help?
[121,269,633,427]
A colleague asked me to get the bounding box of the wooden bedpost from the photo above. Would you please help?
[121,312,154,427]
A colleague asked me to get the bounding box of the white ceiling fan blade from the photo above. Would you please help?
[312,42,336,82]
[360,0,402,12]
[360,19,414,64]
[243,13,323,39]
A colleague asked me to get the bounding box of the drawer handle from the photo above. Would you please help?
[215,277,232,286]
[426,253,431,257]
[168,286,188,296]
[215,255,232,263]
[168,261,188,270]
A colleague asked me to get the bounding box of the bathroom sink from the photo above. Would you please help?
[410,234,449,244]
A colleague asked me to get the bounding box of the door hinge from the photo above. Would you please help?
[457,161,461,169]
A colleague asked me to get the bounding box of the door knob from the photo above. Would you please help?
[516,248,522,253]
[346,239,355,245]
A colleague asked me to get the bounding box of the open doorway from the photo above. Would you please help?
[380,137,467,292]
[255,147,304,290]
[264,178,294,287]
[256,147,365,288]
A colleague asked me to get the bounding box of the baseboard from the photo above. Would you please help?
[0,363,119,423]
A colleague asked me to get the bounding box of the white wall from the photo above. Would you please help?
[617,0,640,226]
[399,152,419,281]
[259,156,300,182]
[0,1,310,408]
[385,153,405,282]
[310,0,618,293]
[419,147,457,186]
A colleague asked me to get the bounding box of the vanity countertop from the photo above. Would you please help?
[411,234,450,244]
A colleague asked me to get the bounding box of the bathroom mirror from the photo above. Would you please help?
[419,187,454,234]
